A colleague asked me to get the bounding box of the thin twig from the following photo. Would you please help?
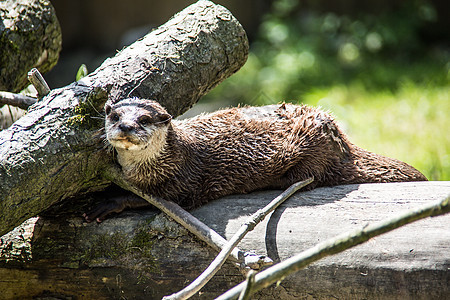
[0,91,37,110]
[164,177,314,300]
[27,68,50,99]
[102,165,273,269]
[238,270,256,300]
[216,194,450,300]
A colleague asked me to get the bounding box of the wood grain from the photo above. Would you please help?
[1,182,448,299]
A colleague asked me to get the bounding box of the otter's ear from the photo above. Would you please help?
[105,104,112,115]
[157,113,172,124]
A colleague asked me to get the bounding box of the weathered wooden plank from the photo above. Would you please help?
[1,182,448,299]
[197,181,450,299]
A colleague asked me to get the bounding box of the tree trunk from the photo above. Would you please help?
[1,182,448,299]
[0,0,62,93]
[0,0,249,237]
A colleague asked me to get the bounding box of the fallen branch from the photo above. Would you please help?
[216,193,450,300]
[0,92,37,110]
[102,165,272,269]
[164,177,314,300]
[0,68,49,110]
[0,0,248,237]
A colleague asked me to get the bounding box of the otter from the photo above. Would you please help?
[84,98,427,222]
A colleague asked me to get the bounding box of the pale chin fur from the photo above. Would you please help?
[111,125,169,170]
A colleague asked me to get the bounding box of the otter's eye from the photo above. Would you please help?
[110,112,120,123]
[138,116,152,126]
[105,104,112,115]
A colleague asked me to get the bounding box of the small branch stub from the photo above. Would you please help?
[27,68,50,99]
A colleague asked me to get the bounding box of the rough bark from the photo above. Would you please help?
[0,0,62,93]
[0,0,249,237]
[1,182,448,299]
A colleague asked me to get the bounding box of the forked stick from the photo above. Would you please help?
[164,177,314,300]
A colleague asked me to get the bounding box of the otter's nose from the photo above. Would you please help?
[119,123,134,133]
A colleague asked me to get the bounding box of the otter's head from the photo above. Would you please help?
[104,98,172,159]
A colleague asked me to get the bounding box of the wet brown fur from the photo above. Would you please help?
[104,98,427,210]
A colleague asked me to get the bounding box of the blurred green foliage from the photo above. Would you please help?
[204,0,449,181]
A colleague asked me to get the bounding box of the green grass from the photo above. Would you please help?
[302,83,449,181]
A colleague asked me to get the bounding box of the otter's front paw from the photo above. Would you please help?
[83,195,151,223]
[83,198,127,223]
